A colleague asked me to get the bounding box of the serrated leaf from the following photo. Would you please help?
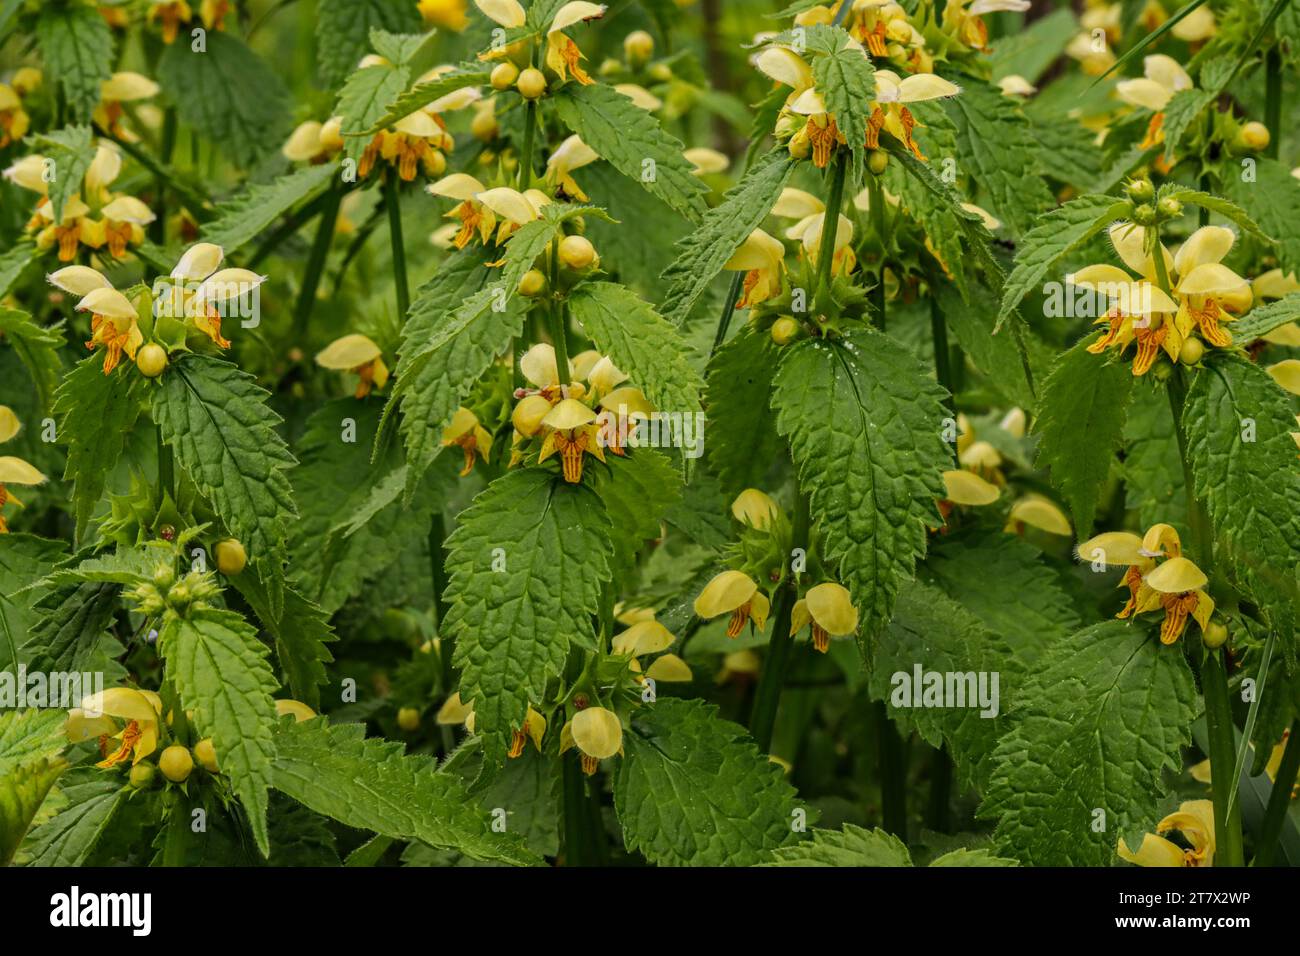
[567,281,704,420]
[317,0,421,88]
[36,4,112,121]
[1161,187,1268,241]
[1220,158,1300,275]
[868,581,1011,788]
[1033,333,1134,539]
[658,150,795,326]
[1231,291,1300,341]
[445,469,612,766]
[996,194,1130,330]
[370,66,491,132]
[981,621,1197,866]
[153,354,298,564]
[703,326,785,496]
[272,718,539,865]
[934,282,1036,411]
[1184,354,1300,661]
[337,63,411,164]
[809,27,875,165]
[941,76,1054,236]
[201,165,337,253]
[772,329,949,644]
[0,758,66,865]
[1159,88,1213,162]
[929,847,1019,866]
[0,709,68,778]
[552,82,710,223]
[0,535,66,673]
[29,125,94,225]
[615,697,800,866]
[0,241,38,299]
[0,307,63,416]
[21,773,124,867]
[1123,394,1187,537]
[763,823,910,866]
[26,580,119,674]
[231,570,336,710]
[588,448,682,575]
[987,7,1077,83]
[158,33,290,168]
[52,354,145,541]
[159,607,280,857]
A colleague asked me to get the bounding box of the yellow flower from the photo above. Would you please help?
[866,70,961,161]
[508,706,547,758]
[436,692,475,729]
[315,334,391,398]
[615,620,692,683]
[427,175,547,247]
[1268,359,1300,396]
[419,0,469,31]
[685,147,730,175]
[361,109,455,182]
[694,570,771,637]
[148,1,194,43]
[731,488,780,530]
[941,469,1000,507]
[943,0,1030,53]
[46,266,142,374]
[1005,495,1072,537]
[0,82,31,148]
[723,228,786,309]
[0,412,47,533]
[275,699,317,721]
[546,134,600,201]
[282,118,345,164]
[790,581,859,652]
[1116,54,1193,150]
[67,688,163,768]
[560,705,623,775]
[1118,800,1215,867]
[165,242,264,349]
[1141,556,1214,645]
[95,72,159,141]
[441,406,493,475]
[544,2,606,85]
[538,398,605,482]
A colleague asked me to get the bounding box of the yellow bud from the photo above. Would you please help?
[788,126,811,160]
[770,316,800,345]
[1203,621,1228,649]
[136,343,168,378]
[1240,121,1270,152]
[491,62,520,91]
[559,234,596,270]
[129,762,157,789]
[194,738,218,773]
[868,150,889,176]
[159,745,194,783]
[1178,336,1205,366]
[397,707,421,732]
[518,268,547,297]
[214,538,247,576]
[517,67,547,100]
[624,30,654,65]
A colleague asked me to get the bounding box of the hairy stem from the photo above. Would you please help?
[548,240,570,379]
[710,271,745,357]
[518,99,538,190]
[815,153,849,317]
[384,168,409,320]
[874,699,908,839]
[291,182,342,339]
[1201,650,1245,866]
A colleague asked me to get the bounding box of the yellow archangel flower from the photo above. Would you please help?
[0,81,31,148]
[538,398,605,482]
[94,72,160,141]
[730,488,780,531]
[943,0,1031,52]
[427,175,548,248]
[546,134,600,201]
[614,620,693,684]
[0,406,47,534]
[560,705,623,775]
[723,228,786,309]
[47,265,143,374]
[694,570,771,638]
[475,0,606,86]
[282,116,345,164]
[866,71,962,161]
[508,706,547,758]
[315,334,391,399]
[66,687,164,768]
[420,0,470,31]
[163,243,266,350]
[1115,54,1193,152]
[148,0,230,44]
[1118,800,1215,867]
[822,0,926,68]
[790,582,859,653]
[441,406,494,475]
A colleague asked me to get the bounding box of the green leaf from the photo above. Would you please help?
[336,63,411,164]
[159,607,280,858]
[809,27,875,165]
[0,758,66,865]
[1231,291,1300,342]
[1033,333,1135,539]
[996,194,1130,330]
[658,150,796,326]
[934,282,1037,411]
[0,535,66,673]
[272,718,539,865]
[153,354,298,564]
[201,165,337,253]
[567,281,705,421]
[445,469,612,766]
[29,125,94,225]
[929,847,1020,866]
[552,82,710,223]
[1026,115,1105,192]
[1161,187,1269,242]
[231,572,336,711]
[588,449,682,575]
[616,697,801,866]
[1220,158,1300,275]
[1184,354,1300,661]
[369,66,491,132]
[158,33,290,168]
[867,581,1011,788]
[36,3,112,121]
[0,307,64,415]
[703,326,785,496]
[941,77,1054,236]
[0,709,68,778]
[26,580,119,674]
[763,823,911,866]
[21,773,125,867]
[0,241,38,299]
[317,0,421,88]
[1122,394,1186,537]
[1159,89,1214,163]
[981,621,1197,866]
[987,8,1078,84]
[772,329,949,644]
[52,354,145,541]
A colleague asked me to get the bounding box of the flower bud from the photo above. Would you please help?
[787,126,811,160]
[129,762,157,789]
[517,67,547,100]
[648,63,673,83]
[194,738,219,773]
[1178,336,1204,365]
[559,234,596,270]
[770,316,800,345]
[1240,121,1270,152]
[1156,196,1182,220]
[624,30,654,66]
[471,110,498,142]
[490,62,519,91]
[397,707,421,732]
[1203,621,1228,648]
[518,269,547,297]
[1125,179,1154,203]
[1132,203,1157,226]
[159,745,194,783]
[136,343,168,378]
[867,150,889,176]
[214,538,247,576]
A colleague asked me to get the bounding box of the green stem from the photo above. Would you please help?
[710,271,745,356]
[748,493,809,752]
[383,168,409,320]
[1202,650,1245,866]
[1264,46,1281,161]
[562,753,592,865]
[291,183,341,339]
[814,153,849,316]
[1166,368,1214,569]
[548,241,570,380]
[929,293,953,416]
[156,426,173,511]
[518,99,538,190]
[1254,718,1300,866]
[153,108,177,244]
[874,699,908,839]
[925,747,953,833]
